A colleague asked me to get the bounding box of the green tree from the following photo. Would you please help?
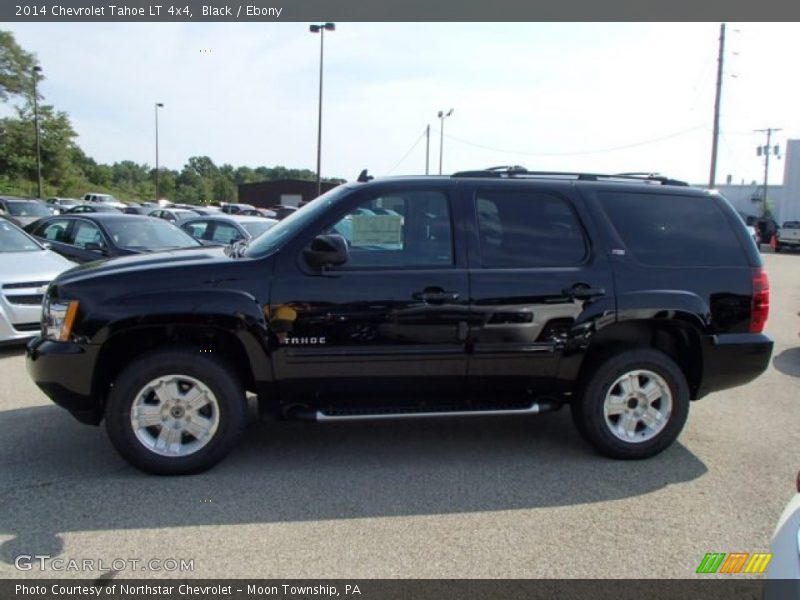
[0,102,79,195]
[212,176,236,203]
[0,30,37,102]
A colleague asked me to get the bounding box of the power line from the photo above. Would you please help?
[385,128,428,175]
[436,125,708,157]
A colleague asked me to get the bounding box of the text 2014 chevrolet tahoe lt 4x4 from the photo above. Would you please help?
[27,169,773,474]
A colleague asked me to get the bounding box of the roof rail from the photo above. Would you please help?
[450,167,688,186]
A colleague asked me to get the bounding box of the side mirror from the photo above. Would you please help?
[85,242,107,254]
[303,234,349,269]
[41,242,53,250]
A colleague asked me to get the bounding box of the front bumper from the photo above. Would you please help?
[0,292,43,344]
[695,333,773,398]
[26,336,102,424]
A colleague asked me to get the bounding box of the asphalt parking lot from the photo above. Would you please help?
[0,251,798,580]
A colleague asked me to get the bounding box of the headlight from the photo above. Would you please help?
[43,299,79,341]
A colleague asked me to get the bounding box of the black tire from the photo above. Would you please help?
[774,244,781,253]
[571,349,690,460]
[105,347,247,475]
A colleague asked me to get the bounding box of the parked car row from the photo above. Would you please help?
[218,202,300,220]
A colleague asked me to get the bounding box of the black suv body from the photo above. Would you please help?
[27,170,773,474]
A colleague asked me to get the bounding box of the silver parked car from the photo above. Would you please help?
[0,219,75,344]
[0,197,53,228]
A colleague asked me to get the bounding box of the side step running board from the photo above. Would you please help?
[311,401,561,422]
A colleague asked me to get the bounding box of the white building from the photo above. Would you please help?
[697,138,800,224]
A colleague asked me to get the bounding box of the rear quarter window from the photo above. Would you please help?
[596,191,746,267]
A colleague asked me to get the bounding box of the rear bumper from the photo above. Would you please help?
[26,336,102,424]
[696,333,773,398]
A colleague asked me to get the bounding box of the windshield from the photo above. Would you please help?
[245,185,351,257]
[7,201,51,217]
[104,219,202,251]
[0,220,41,252]
[782,221,800,229]
[242,220,277,239]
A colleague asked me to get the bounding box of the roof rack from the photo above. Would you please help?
[450,166,688,187]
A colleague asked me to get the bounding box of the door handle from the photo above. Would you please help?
[562,284,605,300]
[413,288,460,303]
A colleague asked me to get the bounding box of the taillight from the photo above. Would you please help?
[750,268,769,333]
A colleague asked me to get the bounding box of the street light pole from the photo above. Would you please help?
[437,108,453,175]
[33,65,43,199]
[310,22,335,198]
[155,102,163,202]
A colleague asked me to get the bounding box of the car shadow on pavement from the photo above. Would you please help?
[0,404,707,565]
[773,347,800,378]
[0,346,26,360]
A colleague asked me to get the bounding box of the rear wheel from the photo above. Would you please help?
[571,349,690,459]
[105,348,247,475]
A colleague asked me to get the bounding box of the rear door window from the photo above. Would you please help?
[211,223,243,244]
[596,191,745,267]
[475,190,587,268]
[183,221,210,239]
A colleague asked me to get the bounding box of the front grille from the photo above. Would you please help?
[13,322,40,332]
[5,294,43,306]
[2,281,49,290]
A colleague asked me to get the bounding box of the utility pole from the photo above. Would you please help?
[708,23,725,189]
[425,124,430,175]
[754,127,782,217]
[154,103,164,202]
[32,65,43,199]
[437,108,453,175]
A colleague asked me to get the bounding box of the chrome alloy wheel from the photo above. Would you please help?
[130,375,220,457]
[602,369,673,443]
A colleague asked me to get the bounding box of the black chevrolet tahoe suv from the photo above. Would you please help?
[27,168,774,474]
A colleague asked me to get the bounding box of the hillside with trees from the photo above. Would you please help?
[0,30,344,203]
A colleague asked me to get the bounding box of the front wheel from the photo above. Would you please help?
[571,349,690,459]
[105,348,247,475]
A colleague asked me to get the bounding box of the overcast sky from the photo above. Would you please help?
[4,22,800,185]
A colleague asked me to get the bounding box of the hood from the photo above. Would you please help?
[8,215,41,228]
[57,245,229,283]
[0,249,75,286]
